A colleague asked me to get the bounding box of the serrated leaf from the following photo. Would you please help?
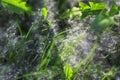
[79,2,90,11]
[2,0,32,15]
[109,1,118,16]
[89,2,106,10]
[64,63,73,80]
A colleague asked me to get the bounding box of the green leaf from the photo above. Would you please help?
[61,7,82,19]
[70,7,82,19]
[64,63,73,80]
[91,14,116,30]
[79,2,90,12]
[78,2,106,18]
[41,7,48,20]
[89,2,106,10]
[61,9,71,18]
[109,1,118,16]
[2,0,32,15]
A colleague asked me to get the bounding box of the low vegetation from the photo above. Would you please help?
[0,0,120,80]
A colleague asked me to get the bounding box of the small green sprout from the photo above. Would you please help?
[41,7,48,20]
[64,63,73,80]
